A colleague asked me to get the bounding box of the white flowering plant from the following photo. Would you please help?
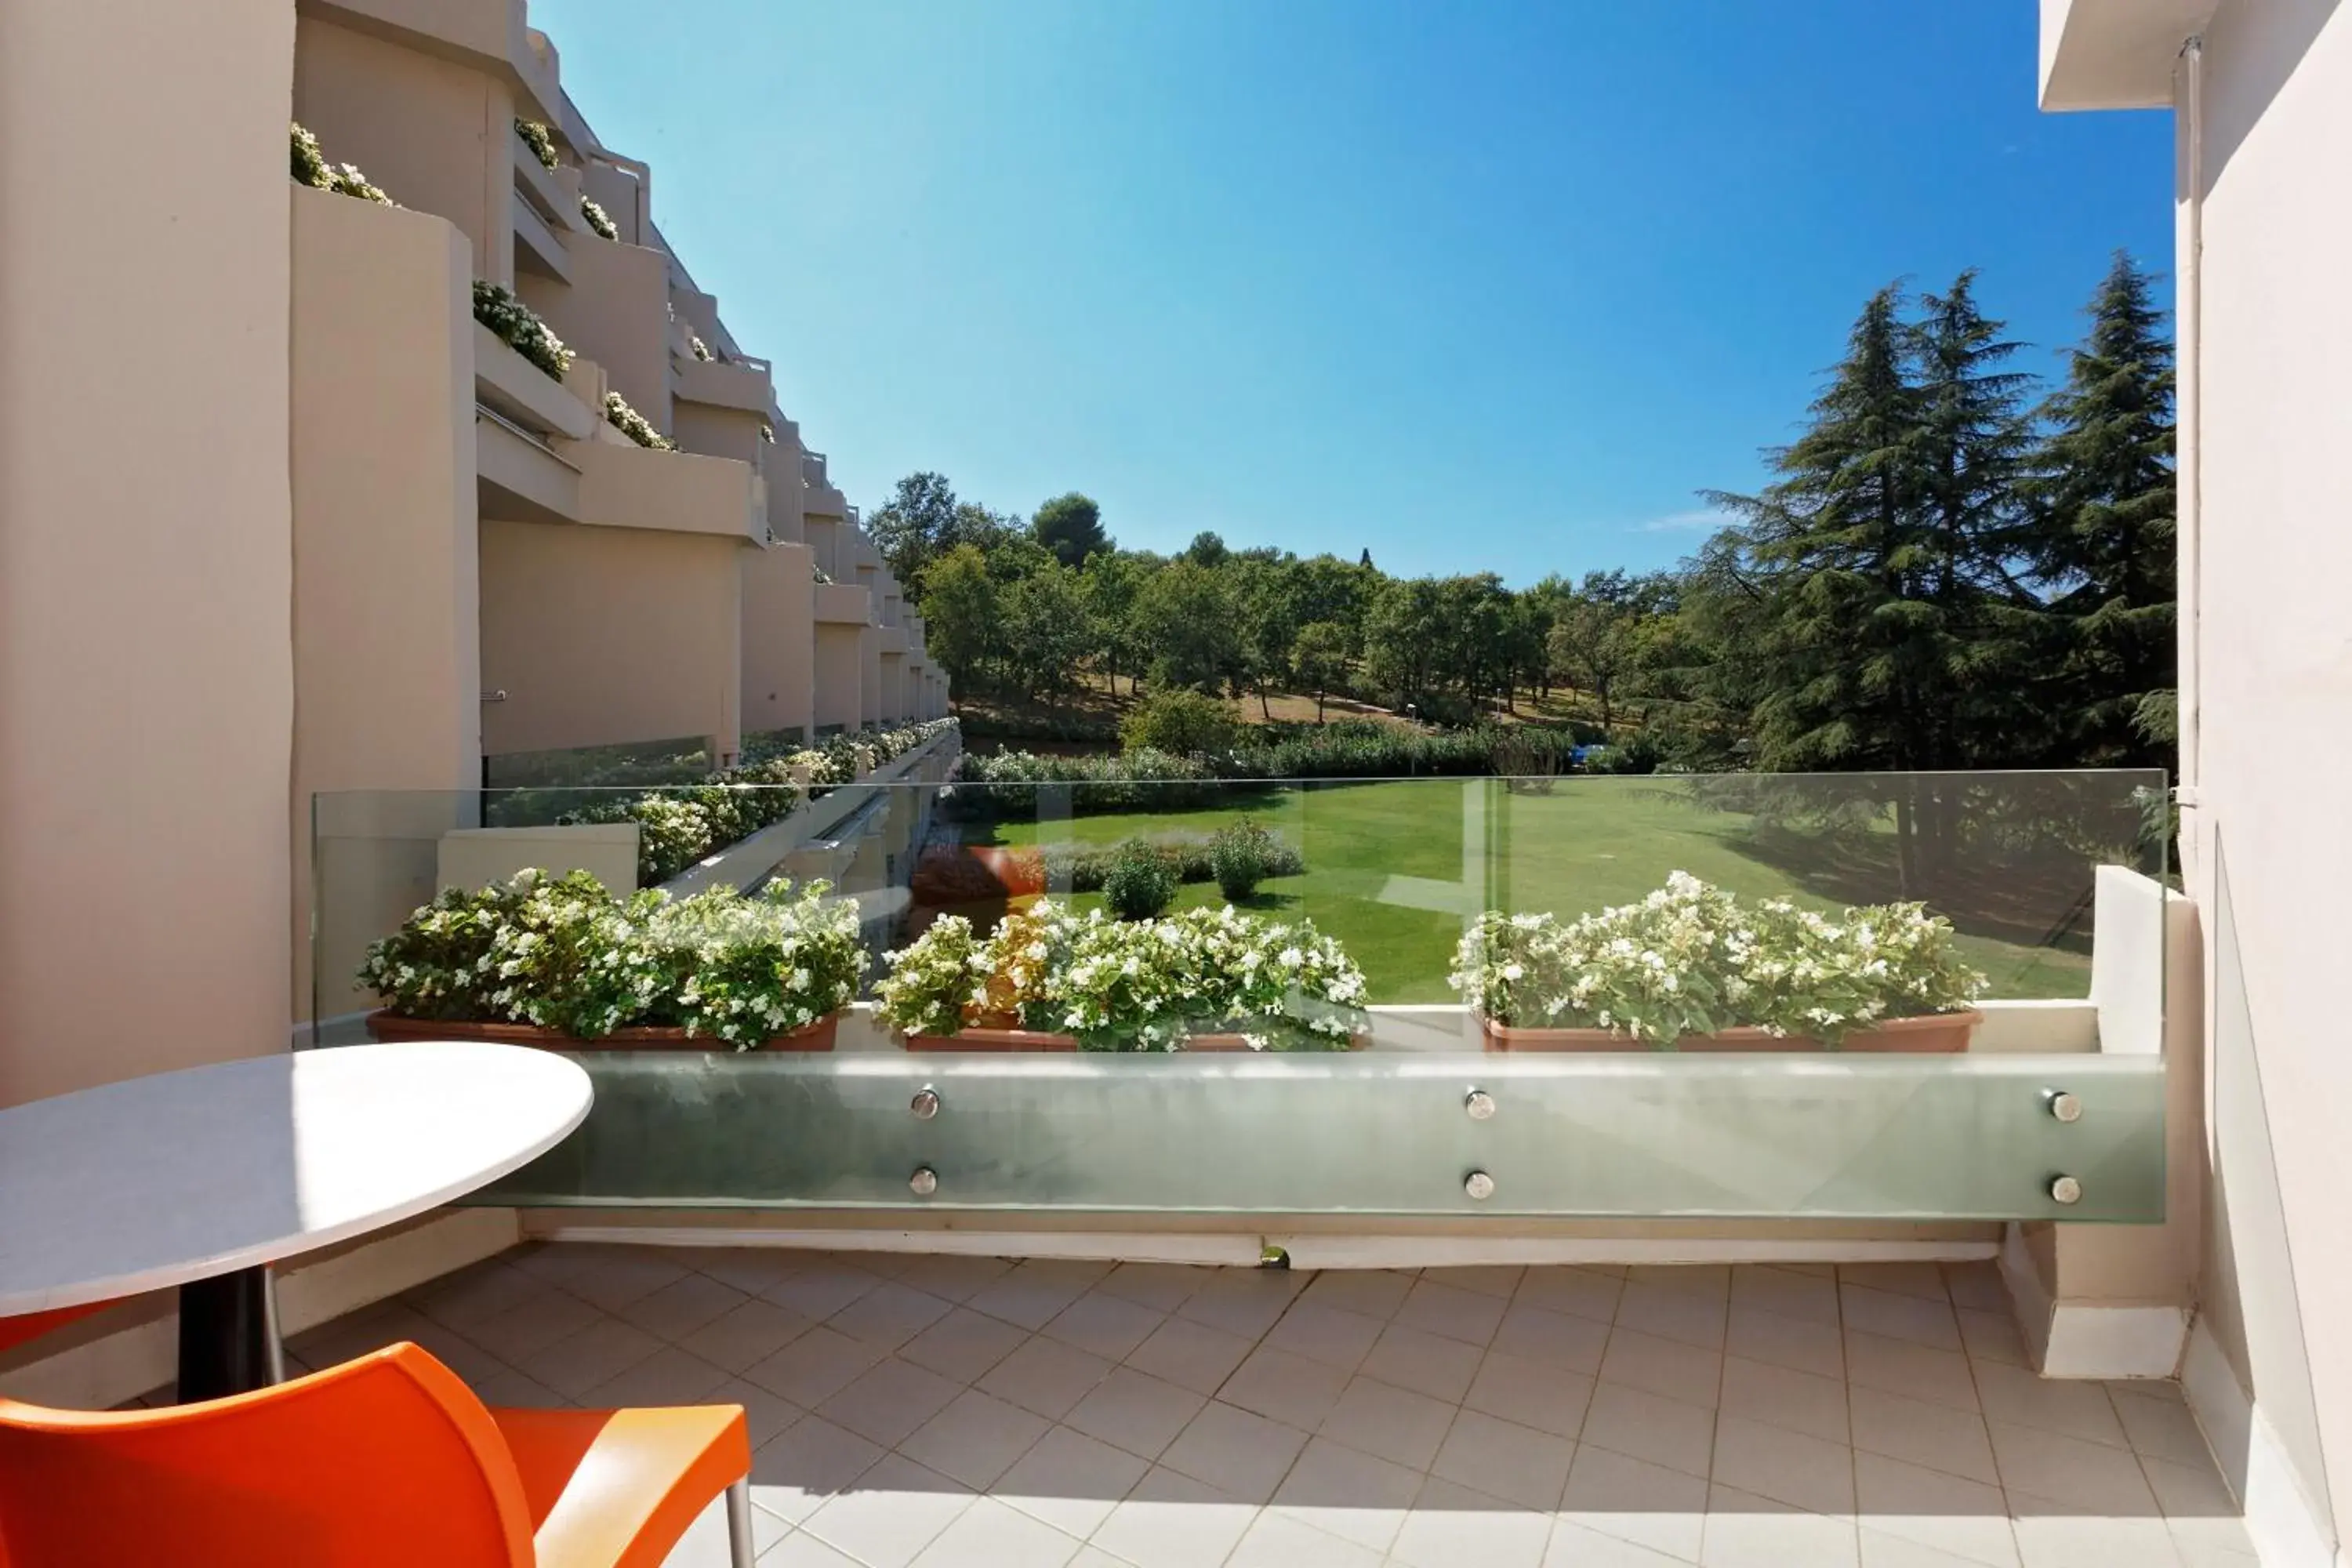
[291,122,394,205]
[875,902,1368,1051]
[633,880,865,1046]
[1447,872,1984,1046]
[360,871,864,1049]
[579,195,619,241]
[603,390,676,449]
[514,118,561,172]
[473,281,572,381]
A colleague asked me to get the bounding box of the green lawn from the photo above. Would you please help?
[968,779,2101,1003]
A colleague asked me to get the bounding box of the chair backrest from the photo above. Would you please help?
[0,1342,536,1568]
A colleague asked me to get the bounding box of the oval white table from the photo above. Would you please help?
[0,1041,591,1401]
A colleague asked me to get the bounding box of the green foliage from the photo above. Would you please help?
[919,543,997,695]
[1134,561,1237,692]
[949,720,1587,816]
[1033,492,1108,567]
[360,870,863,1047]
[579,195,619,240]
[603,390,674,449]
[869,260,2172,779]
[291,122,393,205]
[2025,253,2177,771]
[1102,839,1178,920]
[1120,689,1240,757]
[997,564,1092,705]
[1290,620,1351,721]
[472,281,572,381]
[1210,817,1282,901]
[514,118,560,172]
[1449,872,1985,1044]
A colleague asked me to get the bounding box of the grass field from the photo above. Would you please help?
[964,779,2107,1003]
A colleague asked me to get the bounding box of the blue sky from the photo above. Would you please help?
[537,0,2173,583]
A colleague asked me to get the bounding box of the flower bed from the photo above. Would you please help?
[1449,872,1985,1051]
[876,902,1368,1051]
[579,195,619,240]
[360,870,862,1051]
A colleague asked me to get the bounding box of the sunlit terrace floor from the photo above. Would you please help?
[244,1244,2251,1566]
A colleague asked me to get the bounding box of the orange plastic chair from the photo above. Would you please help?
[0,1341,752,1567]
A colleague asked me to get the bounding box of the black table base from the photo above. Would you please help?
[176,1265,281,1402]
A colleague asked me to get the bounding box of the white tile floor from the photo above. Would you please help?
[269,1247,2256,1567]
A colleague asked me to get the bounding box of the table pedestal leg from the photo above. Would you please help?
[176,1265,282,1402]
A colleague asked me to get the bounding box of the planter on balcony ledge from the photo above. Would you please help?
[366,1009,840,1053]
[1475,1008,1980,1054]
[905,1018,1080,1053]
[1451,875,1991,1059]
[900,1020,1363,1053]
[877,902,1370,1054]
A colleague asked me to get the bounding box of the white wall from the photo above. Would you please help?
[2174,0,2352,1550]
[0,0,296,1104]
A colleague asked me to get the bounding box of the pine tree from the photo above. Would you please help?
[2027,252,2177,772]
[1704,287,1932,775]
[1705,281,2038,887]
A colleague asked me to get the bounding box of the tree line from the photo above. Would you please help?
[875,253,2174,778]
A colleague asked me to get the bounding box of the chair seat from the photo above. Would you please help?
[491,1405,750,1568]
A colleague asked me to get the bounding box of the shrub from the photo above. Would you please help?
[1447,872,1987,1044]
[473,281,573,381]
[1210,817,1281,901]
[1102,839,1178,920]
[1120,689,1240,757]
[514,118,560,172]
[579,195,619,240]
[290,122,393,205]
[603,390,674,449]
[360,871,862,1048]
[690,334,714,362]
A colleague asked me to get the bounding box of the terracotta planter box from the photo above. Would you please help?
[365,1009,840,1053]
[1477,1008,1981,1055]
[904,1025,1080,1052]
[1184,1032,1373,1052]
[903,1027,1370,1053]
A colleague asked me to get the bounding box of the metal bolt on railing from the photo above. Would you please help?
[1464,1090,1497,1120]
[909,1087,940,1120]
[1464,1171,1496,1201]
[909,1167,938,1196]
[2044,1089,2083,1123]
[2049,1174,2082,1206]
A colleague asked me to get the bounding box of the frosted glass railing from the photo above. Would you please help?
[312,767,2171,1221]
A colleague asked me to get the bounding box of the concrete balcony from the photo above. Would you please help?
[876,624,909,655]
[804,479,848,521]
[299,0,565,127]
[510,197,570,285]
[672,354,771,416]
[472,324,594,442]
[573,441,763,545]
[518,234,670,434]
[815,582,872,626]
[510,123,579,237]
